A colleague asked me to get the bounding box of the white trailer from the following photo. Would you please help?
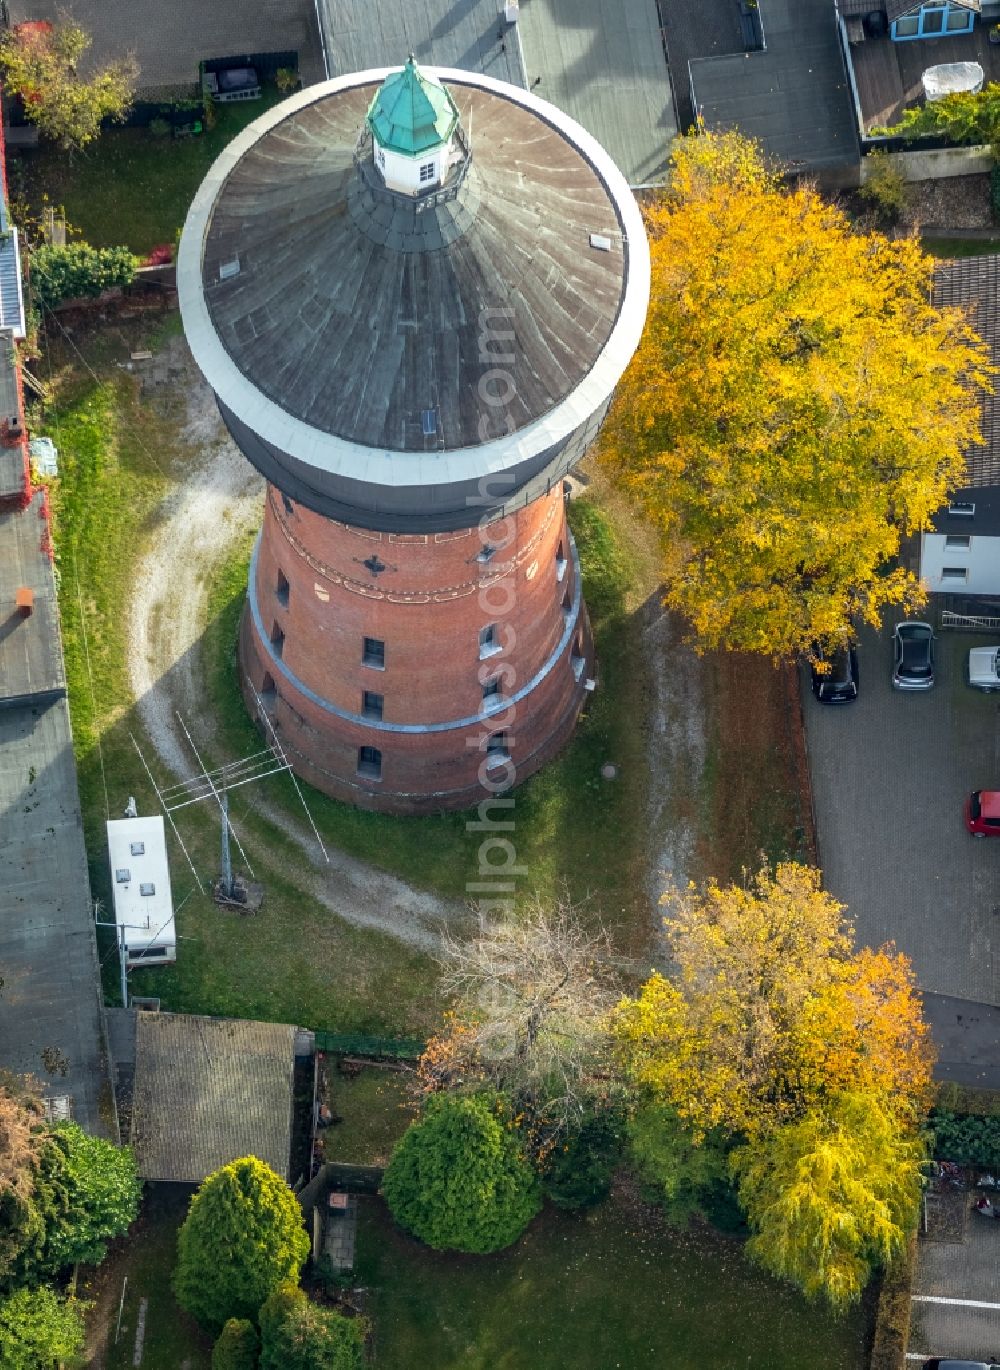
[106,815,176,967]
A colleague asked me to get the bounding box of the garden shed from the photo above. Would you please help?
[130,1010,297,1182]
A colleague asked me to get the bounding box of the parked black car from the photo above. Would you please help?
[810,643,859,704]
[892,620,935,691]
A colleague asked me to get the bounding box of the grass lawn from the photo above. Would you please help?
[11,90,285,254]
[355,1197,867,1370]
[323,1067,415,1166]
[922,235,1000,258]
[83,1186,211,1370]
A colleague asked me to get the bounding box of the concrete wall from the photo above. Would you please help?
[863,143,993,183]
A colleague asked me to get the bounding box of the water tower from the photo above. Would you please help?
[178,61,649,813]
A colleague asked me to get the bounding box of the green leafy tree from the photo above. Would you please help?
[732,1093,925,1309]
[628,1102,733,1229]
[173,1157,309,1331]
[212,1317,260,1370]
[36,1123,140,1273]
[0,19,138,151]
[383,1093,541,1253]
[885,82,1000,145]
[259,1284,364,1370]
[542,1107,625,1211]
[29,243,138,311]
[0,1285,85,1369]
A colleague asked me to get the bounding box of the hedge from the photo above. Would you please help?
[29,242,138,311]
[869,1233,916,1370]
[931,1109,1000,1169]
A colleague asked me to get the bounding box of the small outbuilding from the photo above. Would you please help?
[130,1010,297,1183]
[106,815,176,967]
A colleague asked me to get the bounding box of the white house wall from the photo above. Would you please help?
[920,531,1000,595]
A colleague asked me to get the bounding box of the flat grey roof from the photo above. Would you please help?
[315,0,525,89]
[517,0,676,185]
[315,0,675,184]
[131,1012,296,1182]
[7,0,325,93]
[689,0,858,173]
[0,692,110,1137]
[0,493,65,707]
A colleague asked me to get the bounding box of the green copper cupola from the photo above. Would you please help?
[366,57,461,196]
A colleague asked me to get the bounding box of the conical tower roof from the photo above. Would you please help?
[366,56,459,156]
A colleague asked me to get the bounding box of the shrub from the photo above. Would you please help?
[931,1109,1000,1168]
[31,1122,140,1276]
[0,1286,86,1369]
[148,117,171,138]
[383,1093,541,1253]
[212,1317,259,1370]
[173,1157,309,1332]
[542,1108,625,1210]
[991,163,1000,227]
[30,242,138,310]
[259,1284,364,1370]
[858,151,908,225]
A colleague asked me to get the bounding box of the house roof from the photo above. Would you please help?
[130,1012,296,1183]
[689,0,858,174]
[887,0,979,17]
[933,256,1000,491]
[367,57,458,157]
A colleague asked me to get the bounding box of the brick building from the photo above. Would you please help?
[178,60,649,812]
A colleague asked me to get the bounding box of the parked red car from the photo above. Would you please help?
[965,790,1000,836]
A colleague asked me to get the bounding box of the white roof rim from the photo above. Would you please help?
[177,66,650,492]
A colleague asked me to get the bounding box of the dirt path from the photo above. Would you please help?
[125,337,467,954]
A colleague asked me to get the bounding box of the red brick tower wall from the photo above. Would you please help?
[239,485,594,813]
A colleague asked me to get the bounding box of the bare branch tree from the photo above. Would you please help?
[424,897,621,1141]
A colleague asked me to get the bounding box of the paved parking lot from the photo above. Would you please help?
[804,619,1000,1007]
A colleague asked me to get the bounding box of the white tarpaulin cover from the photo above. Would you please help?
[922,61,984,101]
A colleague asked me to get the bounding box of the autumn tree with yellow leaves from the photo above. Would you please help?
[602,131,992,658]
[612,863,933,1307]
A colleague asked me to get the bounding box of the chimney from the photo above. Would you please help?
[15,587,33,617]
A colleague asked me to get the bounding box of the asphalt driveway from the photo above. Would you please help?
[804,619,1000,1008]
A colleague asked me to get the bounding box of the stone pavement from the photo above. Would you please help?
[804,618,1000,1009]
[910,1200,1000,1363]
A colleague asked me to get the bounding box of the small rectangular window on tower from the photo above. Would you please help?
[419,161,435,183]
[479,623,501,659]
[363,637,385,669]
[276,569,289,606]
[485,731,510,767]
[271,624,285,660]
[362,690,384,720]
[555,541,567,582]
[358,746,382,779]
[482,678,502,706]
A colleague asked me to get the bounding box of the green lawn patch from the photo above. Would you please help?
[94,1186,210,1370]
[323,1068,415,1167]
[12,91,284,254]
[922,235,1000,259]
[355,1196,867,1370]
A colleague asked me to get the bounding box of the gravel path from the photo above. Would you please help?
[125,337,468,954]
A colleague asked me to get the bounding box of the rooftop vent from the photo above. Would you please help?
[589,233,612,252]
[218,256,241,281]
[421,408,438,436]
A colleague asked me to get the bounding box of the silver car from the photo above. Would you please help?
[968,645,1000,692]
[892,621,935,691]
